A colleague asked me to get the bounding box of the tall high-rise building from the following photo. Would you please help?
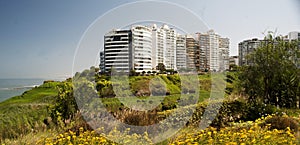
[186,35,200,70]
[103,29,133,72]
[152,24,164,69]
[102,25,153,73]
[208,30,220,72]
[176,34,187,70]
[197,32,210,71]
[197,30,227,72]
[131,25,153,72]
[161,24,177,70]
[152,24,177,70]
[219,38,230,71]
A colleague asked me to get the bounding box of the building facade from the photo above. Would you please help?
[239,31,300,67]
[229,56,239,66]
[151,24,164,70]
[197,32,210,71]
[103,29,133,72]
[100,51,105,72]
[196,30,228,72]
[208,30,220,71]
[151,24,177,70]
[238,38,261,66]
[288,31,300,40]
[287,31,300,68]
[176,34,187,70]
[101,25,230,73]
[186,35,200,70]
[219,37,230,71]
[161,24,177,70]
[131,25,153,72]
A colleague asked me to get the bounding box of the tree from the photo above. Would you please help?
[147,71,152,74]
[130,69,137,76]
[238,33,300,108]
[229,64,238,71]
[48,82,77,125]
[156,63,166,73]
[166,69,175,75]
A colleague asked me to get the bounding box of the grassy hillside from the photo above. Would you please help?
[0,81,62,141]
[4,72,291,145]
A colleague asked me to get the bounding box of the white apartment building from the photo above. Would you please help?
[152,24,164,69]
[162,25,177,70]
[152,24,177,70]
[131,25,153,72]
[208,30,220,72]
[102,25,230,73]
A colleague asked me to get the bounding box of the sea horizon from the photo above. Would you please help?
[0,78,66,103]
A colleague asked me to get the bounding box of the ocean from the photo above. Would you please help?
[0,79,45,102]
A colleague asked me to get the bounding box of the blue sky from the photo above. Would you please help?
[0,0,299,79]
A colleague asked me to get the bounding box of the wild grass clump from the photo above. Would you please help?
[263,115,299,132]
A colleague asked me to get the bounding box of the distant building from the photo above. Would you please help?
[197,32,210,71]
[238,31,300,67]
[229,56,239,70]
[186,35,200,70]
[101,25,230,73]
[176,34,187,70]
[196,30,229,72]
[238,38,262,66]
[208,30,220,71]
[219,37,230,71]
[288,31,300,68]
[229,56,239,66]
[288,31,300,40]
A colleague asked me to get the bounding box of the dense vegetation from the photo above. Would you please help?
[238,34,300,108]
[1,33,299,144]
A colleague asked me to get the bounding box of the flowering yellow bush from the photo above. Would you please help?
[170,126,297,145]
[40,128,112,145]
[39,127,152,145]
[39,115,299,145]
[170,115,299,145]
